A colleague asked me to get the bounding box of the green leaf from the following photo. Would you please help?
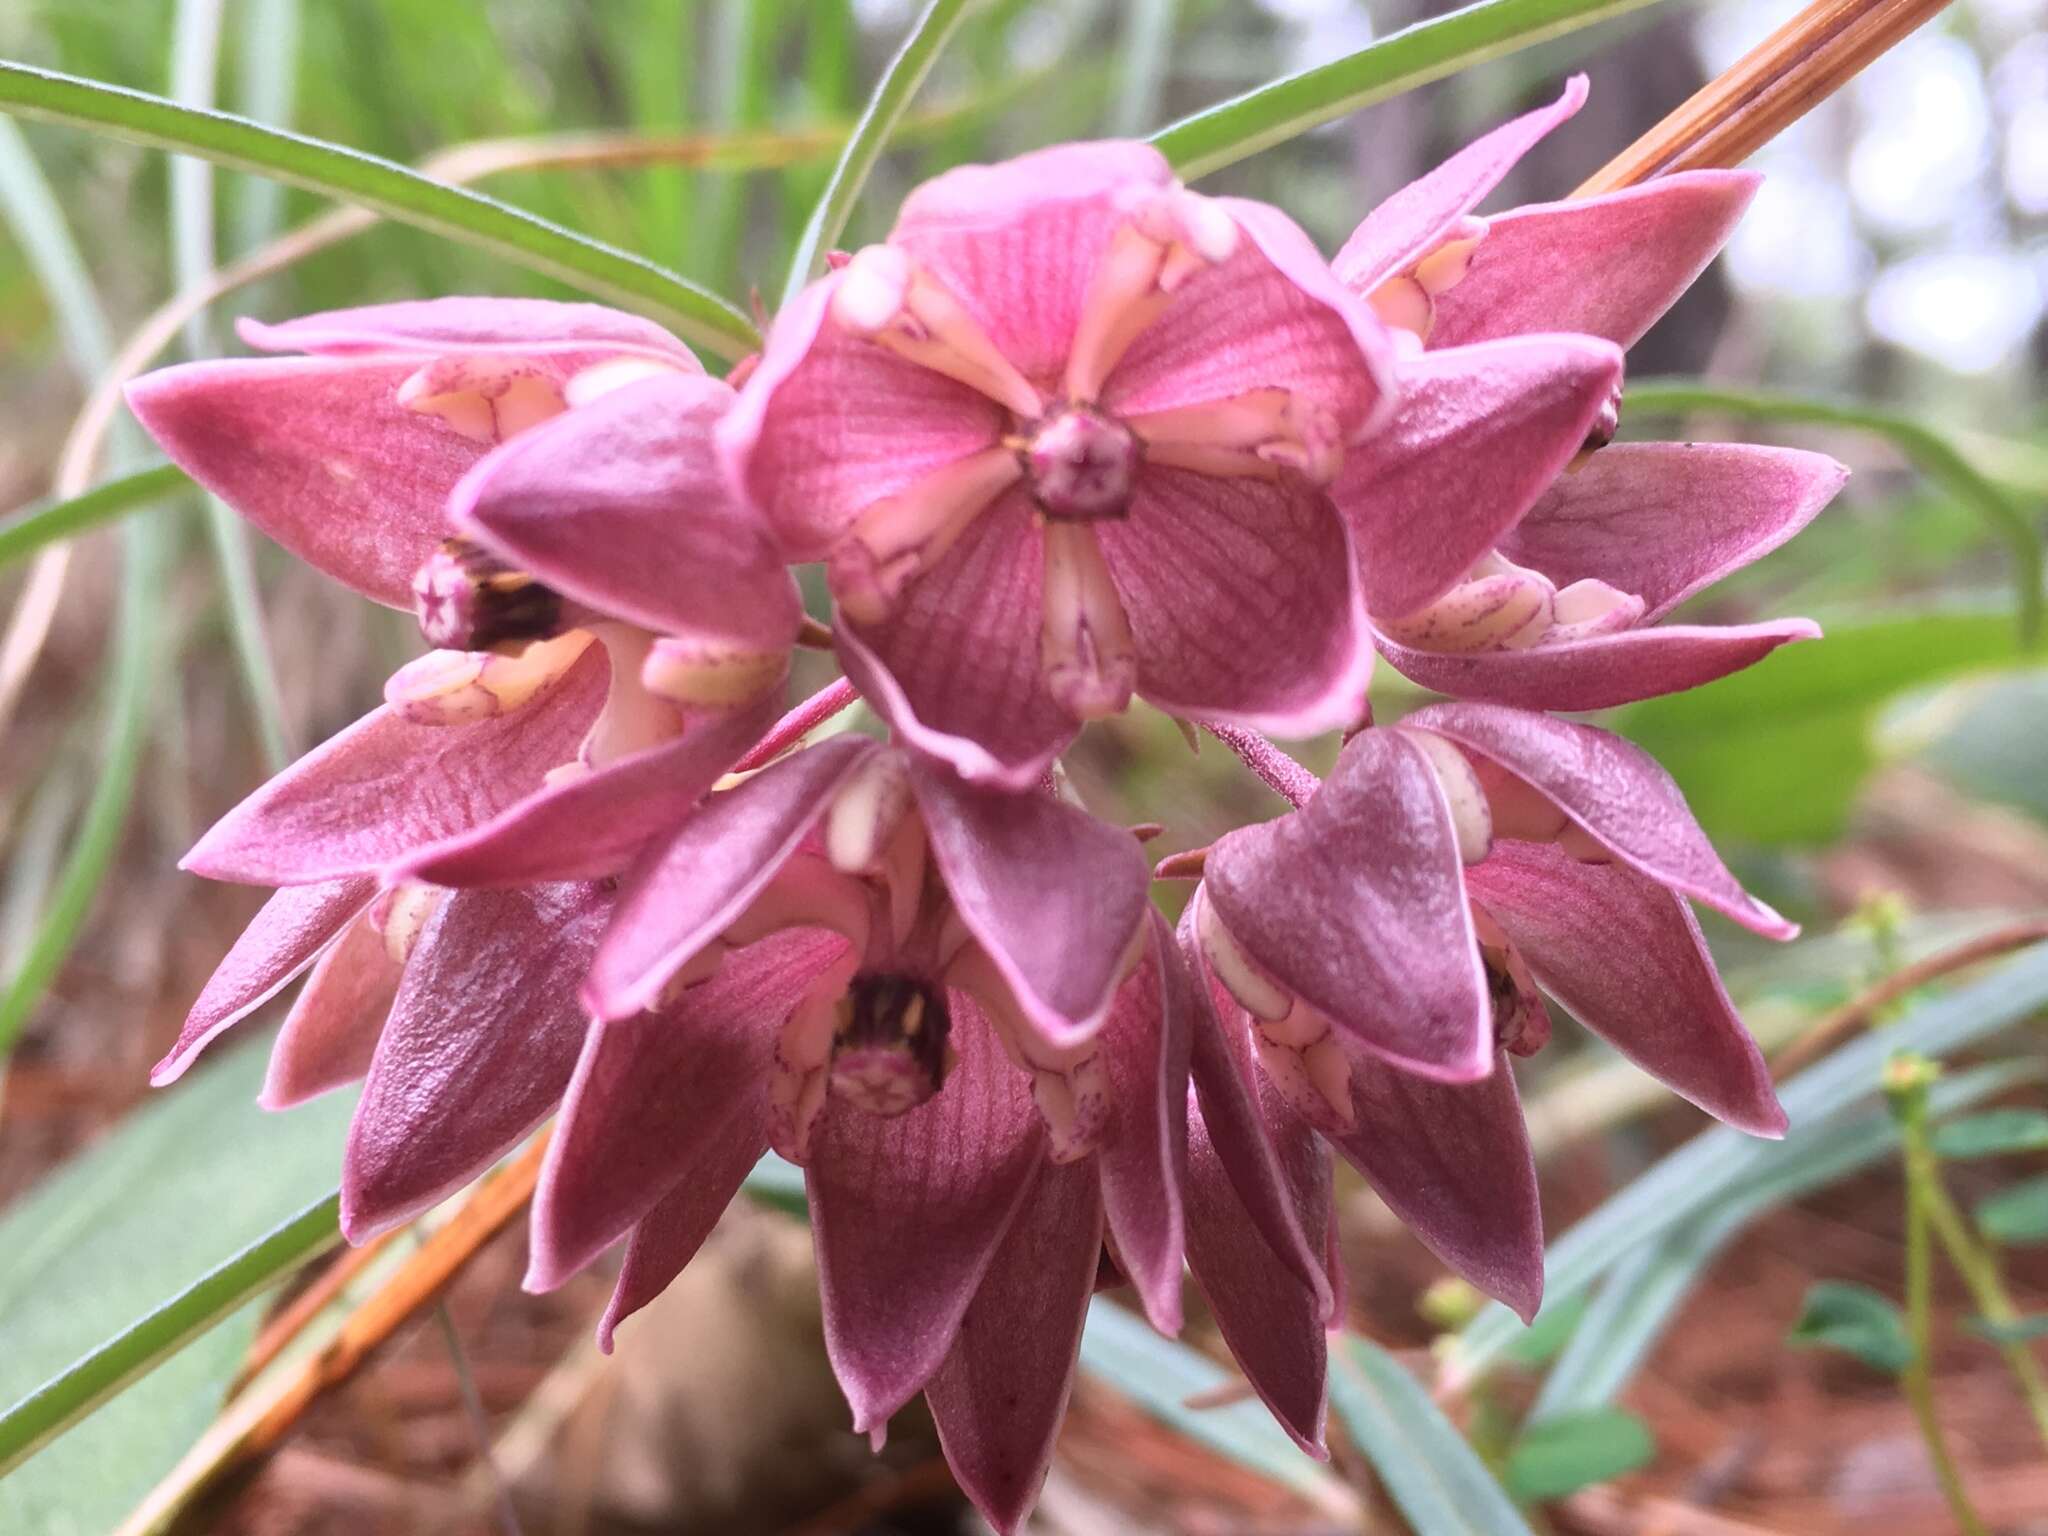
[1150,0,1672,180]
[1963,1315,2048,1345]
[1788,1282,1912,1375]
[0,464,191,569]
[1618,610,2018,845]
[1503,1409,1654,1502]
[780,0,971,310]
[0,61,758,359]
[1329,1337,1536,1535]
[0,1031,353,1518]
[1933,1110,2048,1161]
[1976,1175,2048,1246]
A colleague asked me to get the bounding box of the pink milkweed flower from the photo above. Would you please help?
[720,141,1398,787]
[524,736,1188,1533]
[1173,705,1793,1447]
[1331,77,1848,709]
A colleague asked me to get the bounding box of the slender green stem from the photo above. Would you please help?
[0,465,190,569]
[779,0,971,312]
[0,61,758,358]
[1628,379,2045,647]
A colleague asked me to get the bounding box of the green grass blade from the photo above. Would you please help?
[0,60,758,359]
[0,465,191,569]
[1627,379,2045,647]
[1150,0,1674,180]
[230,0,299,255]
[779,0,971,312]
[1111,0,1179,137]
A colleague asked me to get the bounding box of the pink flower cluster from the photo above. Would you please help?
[129,79,1841,1531]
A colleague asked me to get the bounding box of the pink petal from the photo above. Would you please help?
[182,646,607,886]
[596,1130,770,1351]
[1430,171,1761,351]
[340,882,610,1240]
[260,911,400,1109]
[836,492,1077,790]
[910,757,1150,1046]
[808,997,1045,1433]
[583,735,877,1019]
[889,140,1174,385]
[717,275,1004,561]
[1092,912,1192,1333]
[1406,704,1795,938]
[1332,76,1587,292]
[1340,334,1626,620]
[1323,1047,1545,1322]
[1100,468,1374,742]
[924,1158,1103,1535]
[1377,618,1821,712]
[528,929,849,1291]
[239,297,696,363]
[403,688,783,887]
[452,371,801,648]
[1501,442,1848,621]
[1104,197,1395,438]
[1204,729,1492,1080]
[1467,841,1786,1136]
[127,356,480,609]
[152,877,376,1085]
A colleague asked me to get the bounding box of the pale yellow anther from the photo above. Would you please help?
[1368,276,1434,340]
[640,636,788,712]
[370,883,442,966]
[831,246,1043,418]
[1195,889,1292,1023]
[383,631,594,726]
[1547,578,1646,642]
[1403,729,1494,865]
[1040,520,1136,721]
[563,354,684,408]
[1029,1052,1113,1164]
[832,446,1021,625]
[824,751,914,877]
[1067,186,1239,401]
[397,357,567,444]
[1364,219,1486,345]
[1130,388,1343,487]
[1377,556,1557,655]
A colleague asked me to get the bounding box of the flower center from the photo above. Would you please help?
[412,537,569,652]
[1025,404,1139,522]
[830,971,953,1117]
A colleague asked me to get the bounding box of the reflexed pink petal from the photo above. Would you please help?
[1324,1047,1544,1321]
[453,372,801,647]
[1105,197,1394,436]
[1100,469,1373,742]
[340,883,610,1239]
[584,735,877,1019]
[1467,842,1786,1136]
[1332,76,1587,292]
[808,999,1045,1432]
[404,688,784,887]
[717,276,1004,560]
[260,912,400,1109]
[1408,703,1795,938]
[152,877,376,1085]
[127,356,479,608]
[529,929,849,1291]
[596,1131,770,1352]
[1377,618,1821,712]
[1430,171,1761,350]
[910,758,1149,1045]
[890,140,1174,385]
[1093,913,1191,1332]
[837,492,1076,790]
[182,647,606,885]
[1501,443,1847,620]
[1341,335,1625,619]
[925,1158,1102,1535]
[239,297,696,363]
[1183,1081,1331,1456]
[1204,730,1492,1079]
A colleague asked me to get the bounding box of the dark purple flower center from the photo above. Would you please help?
[412,537,565,651]
[1025,403,1139,522]
[830,971,953,1117]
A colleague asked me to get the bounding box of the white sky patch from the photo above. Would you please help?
[1850,37,1993,235]
[1725,167,1872,300]
[1866,250,2045,374]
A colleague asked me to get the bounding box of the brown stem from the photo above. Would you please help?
[230,1226,406,1393]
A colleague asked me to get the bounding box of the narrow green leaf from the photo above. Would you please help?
[1330,1337,1536,1536]
[0,464,191,569]
[1150,0,1672,180]
[0,61,758,359]
[1963,1315,2048,1345]
[1976,1175,2048,1246]
[1932,1109,2048,1161]
[1788,1282,1912,1375]
[229,0,300,255]
[1503,1409,1654,1502]
[780,0,971,310]
[1110,0,1179,138]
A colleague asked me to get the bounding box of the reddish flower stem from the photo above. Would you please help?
[734,675,861,771]
[1203,723,1319,808]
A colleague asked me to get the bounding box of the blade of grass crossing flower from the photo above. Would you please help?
[1111,0,1180,137]
[0,62,759,359]
[1149,0,1674,181]
[693,0,786,296]
[230,0,299,256]
[1450,942,2048,1384]
[1628,379,2044,647]
[0,465,192,569]
[779,0,971,311]
[1329,1337,1537,1535]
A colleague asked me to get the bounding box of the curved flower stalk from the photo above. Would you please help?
[1331,77,1848,709]
[722,140,1397,788]
[526,737,1187,1533]
[1173,706,1793,1446]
